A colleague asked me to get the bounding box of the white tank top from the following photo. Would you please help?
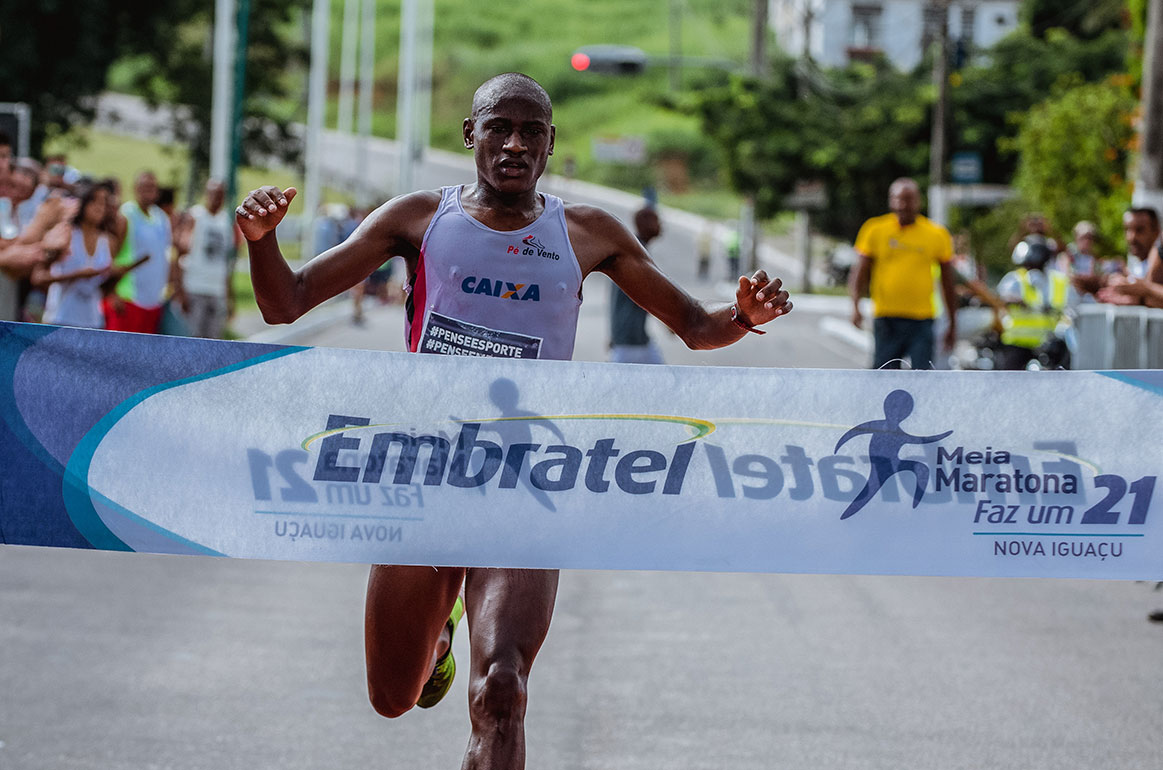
[181,204,234,298]
[44,227,113,329]
[406,186,583,361]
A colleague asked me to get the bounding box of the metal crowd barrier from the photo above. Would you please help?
[1073,304,1163,370]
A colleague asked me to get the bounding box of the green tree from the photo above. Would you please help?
[694,56,930,240]
[694,61,815,219]
[950,24,1128,184]
[1021,0,1127,40]
[0,0,143,152]
[693,17,1132,242]
[118,2,309,191]
[1009,78,1137,251]
[0,0,306,174]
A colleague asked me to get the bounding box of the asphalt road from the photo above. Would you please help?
[4,224,1162,770]
[2,548,1160,770]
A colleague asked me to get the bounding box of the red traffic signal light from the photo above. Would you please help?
[569,46,647,75]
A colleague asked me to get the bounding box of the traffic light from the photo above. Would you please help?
[569,46,648,75]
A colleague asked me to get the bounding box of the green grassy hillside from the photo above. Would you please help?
[98,2,756,215]
[326,0,753,200]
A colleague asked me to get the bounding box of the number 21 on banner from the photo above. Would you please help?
[1080,475,1155,525]
[247,449,318,503]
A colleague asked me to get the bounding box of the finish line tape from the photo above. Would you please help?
[2,320,1161,579]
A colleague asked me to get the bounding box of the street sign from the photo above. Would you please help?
[951,150,983,184]
[783,179,827,210]
[592,135,647,165]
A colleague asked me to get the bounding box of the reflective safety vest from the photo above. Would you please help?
[1001,269,1070,349]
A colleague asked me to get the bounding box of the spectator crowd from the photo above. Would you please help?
[0,130,239,338]
[986,206,1163,369]
[848,175,1163,371]
[5,125,1162,368]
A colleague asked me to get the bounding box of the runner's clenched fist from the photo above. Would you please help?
[236,186,297,242]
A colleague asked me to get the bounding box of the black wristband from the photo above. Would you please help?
[730,304,765,335]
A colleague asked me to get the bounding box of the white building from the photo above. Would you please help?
[773,0,1021,72]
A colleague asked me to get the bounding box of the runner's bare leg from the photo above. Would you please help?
[461,568,559,770]
[364,564,467,717]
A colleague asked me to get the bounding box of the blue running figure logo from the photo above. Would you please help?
[458,378,564,512]
[834,389,952,520]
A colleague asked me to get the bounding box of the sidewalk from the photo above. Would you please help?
[233,296,354,346]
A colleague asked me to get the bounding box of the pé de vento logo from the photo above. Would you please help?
[506,234,560,260]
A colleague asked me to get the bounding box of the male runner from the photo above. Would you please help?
[237,73,792,770]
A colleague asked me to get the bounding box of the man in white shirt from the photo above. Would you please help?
[1096,208,1163,307]
[175,179,237,338]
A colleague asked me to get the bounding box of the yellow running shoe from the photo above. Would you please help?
[417,595,465,709]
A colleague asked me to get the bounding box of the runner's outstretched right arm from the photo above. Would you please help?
[237,186,437,324]
[237,186,304,323]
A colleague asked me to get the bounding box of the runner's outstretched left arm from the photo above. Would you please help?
[572,206,792,350]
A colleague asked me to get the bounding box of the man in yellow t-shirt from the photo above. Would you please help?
[849,177,957,369]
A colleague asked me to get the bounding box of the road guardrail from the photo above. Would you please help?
[1073,304,1163,369]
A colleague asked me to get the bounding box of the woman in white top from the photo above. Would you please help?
[35,182,117,328]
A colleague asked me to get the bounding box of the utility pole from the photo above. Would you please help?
[800,0,813,61]
[356,0,376,206]
[210,0,236,185]
[229,0,251,205]
[337,0,360,135]
[750,0,769,79]
[417,0,434,160]
[211,0,249,204]
[397,0,418,195]
[743,0,769,273]
[796,0,816,293]
[928,0,950,225]
[302,0,331,260]
[396,0,434,196]
[1135,0,1163,215]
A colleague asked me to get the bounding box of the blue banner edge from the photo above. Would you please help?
[62,345,308,555]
